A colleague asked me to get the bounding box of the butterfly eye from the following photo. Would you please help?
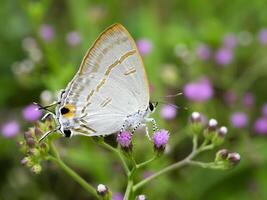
[60,107,70,115]
[149,102,154,112]
[63,129,72,137]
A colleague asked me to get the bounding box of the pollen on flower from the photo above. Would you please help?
[116,131,132,148]
[153,130,169,150]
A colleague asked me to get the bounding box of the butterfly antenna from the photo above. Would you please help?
[165,92,183,98]
[33,101,59,112]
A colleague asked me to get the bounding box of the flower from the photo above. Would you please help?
[258,28,267,44]
[183,78,213,102]
[196,44,211,60]
[227,152,241,166]
[1,121,20,138]
[230,112,248,128]
[262,103,267,117]
[223,90,237,106]
[137,39,153,56]
[215,48,233,65]
[22,104,42,122]
[153,130,169,150]
[117,131,132,150]
[96,184,109,196]
[160,104,177,120]
[112,192,123,200]
[223,33,237,49]
[254,117,267,135]
[242,92,254,108]
[66,31,81,47]
[136,194,146,200]
[39,25,54,41]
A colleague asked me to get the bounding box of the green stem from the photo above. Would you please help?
[123,180,133,200]
[47,156,99,199]
[136,156,157,169]
[47,142,99,199]
[97,140,130,175]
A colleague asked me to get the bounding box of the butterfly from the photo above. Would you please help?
[38,23,158,141]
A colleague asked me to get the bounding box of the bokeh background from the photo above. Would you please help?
[1,0,267,199]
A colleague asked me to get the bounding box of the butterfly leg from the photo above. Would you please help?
[131,122,141,135]
[145,118,158,132]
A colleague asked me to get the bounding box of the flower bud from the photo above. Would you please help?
[34,127,42,137]
[212,126,228,146]
[28,148,40,157]
[96,184,109,196]
[152,130,169,155]
[136,194,146,200]
[117,131,132,152]
[204,119,218,140]
[21,157,30,166]
[215,149,229,162]
[26,137,36,148]
[227,152,241,167]
[24,131,33,139]
[189,112,202,135]
[31,164,42,174]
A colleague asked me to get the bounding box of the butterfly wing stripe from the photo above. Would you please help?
[104,49,136,76]
[124,67,136,75]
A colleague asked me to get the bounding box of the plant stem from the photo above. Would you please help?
[47,142,99,199]
[132,152,194,192]
[123,179,133,200]
[136,156,157,169]
[97,141,130,175]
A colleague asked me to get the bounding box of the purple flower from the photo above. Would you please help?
[196,44,211,60]
[254,117,267,135]
[39,25,54,41]
[160,104,177,120]
[223,33,237,49]
[262,103,267,117]
[1,121,20,138]
[117,131,132,148]
[215,48,233,65]
[153,130,169,150]
[183,78,213,102]
[242,92,254,108]
[137,39,153,56]
[258,28,267,44]
[230,112,248,128]
[66,31,81,47]
[22,104,42,122]
[223,90,237,106]
[112,192,123,200]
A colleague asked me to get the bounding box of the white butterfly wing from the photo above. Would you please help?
[61,24,150,136]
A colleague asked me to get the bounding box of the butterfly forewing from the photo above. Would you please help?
[59,24,150,136]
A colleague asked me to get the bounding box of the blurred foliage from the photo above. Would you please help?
[1,0,267,199]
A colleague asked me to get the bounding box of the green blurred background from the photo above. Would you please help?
[1,0,267,199]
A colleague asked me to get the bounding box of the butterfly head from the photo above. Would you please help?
[57,104,78,138]
[148,101,158,113]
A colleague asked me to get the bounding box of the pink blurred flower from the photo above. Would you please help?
[160,104,177,120]
[230,112,248,128]
[137,39,153,56]
[22,104,42,122]
[224,90,237,106]
[262,103,267,117]
[254,117,267,135]
[242,92,255,108]
[39,25,54,41]
[196,44,211,60]
[66,31,81,47]
[183,78,213,102]
[1,121,20,138]
[223,33,237,49]
[215,48,233,65]
[258,28,267,44]
[112,192,123,200]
